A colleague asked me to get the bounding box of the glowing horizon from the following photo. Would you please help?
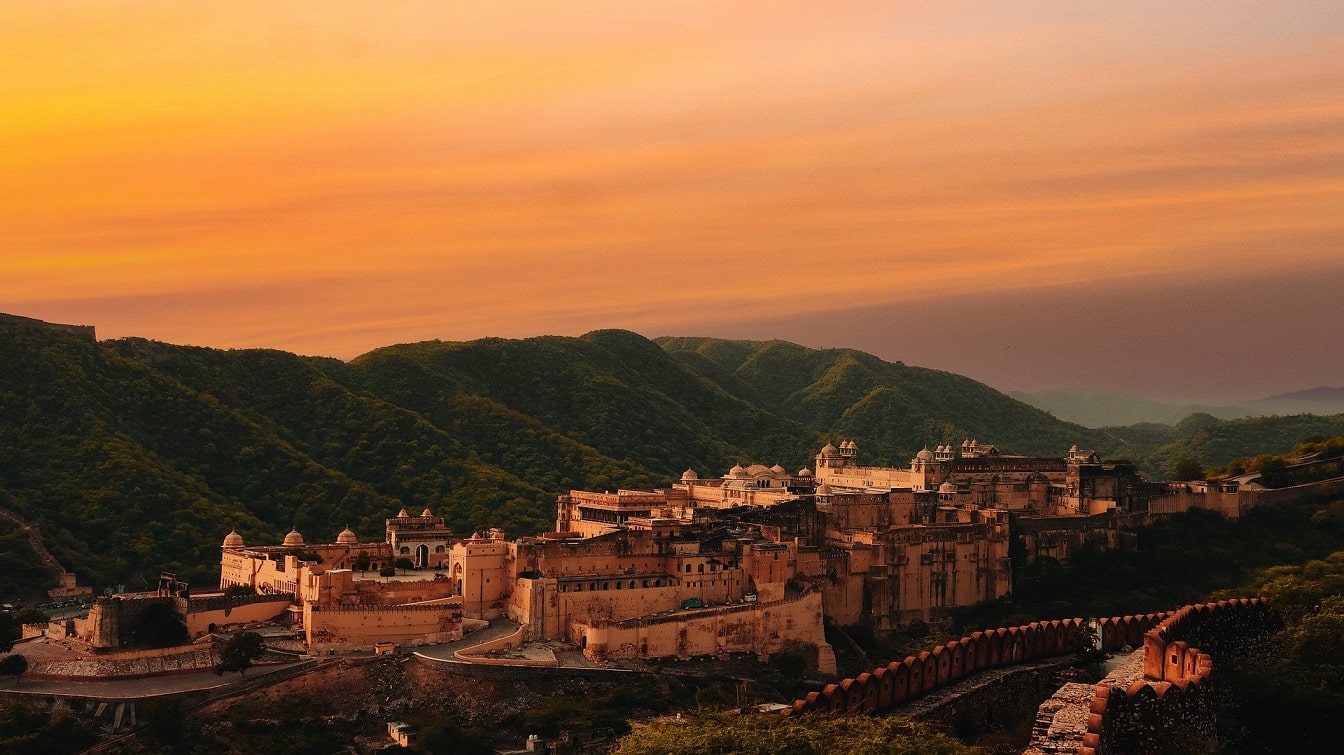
[3,2,1342,398]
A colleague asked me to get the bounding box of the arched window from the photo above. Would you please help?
[435,545,445,553]
[399,546,410,555]
[698,563,705,573]
[602,582,610,590]
[685,564,692,573]
[629,581,636,589]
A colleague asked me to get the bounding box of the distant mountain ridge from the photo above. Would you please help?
[1011,387,1344,428]
[4,316,1344,596]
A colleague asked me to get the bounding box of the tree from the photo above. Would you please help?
[394,557,415,572]
[0,614,17,654]
[1170,457,1205,482]
[215,631,266,677]
[134,601,187,648]
[353,552,371,572]
[12,607,49,627]
[379,566,397,577]
[223,584,253,599]
[0,654,27,682]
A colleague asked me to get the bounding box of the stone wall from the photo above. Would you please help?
[304,601,464,652]
[782,611,1170,718]
[577,591,835,674]
[184,594,294,637]
[27,644,220,680]
[1080,597,1278,755]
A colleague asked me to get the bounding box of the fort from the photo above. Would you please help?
[4,435,1309,752]
[36,437,1283,669]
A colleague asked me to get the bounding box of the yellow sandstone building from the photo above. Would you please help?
[204,438,1249,671]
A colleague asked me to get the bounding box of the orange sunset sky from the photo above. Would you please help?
[3,1,1342,400]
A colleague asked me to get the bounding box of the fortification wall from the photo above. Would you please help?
[26,644,220,680]
[578,591,834,673]
[304,602,464,652]
[1080,597,1278,755]
[74,595,176,648]
[1248,478,1344,507]
[782,611,1171,719]
[184,595,293,637]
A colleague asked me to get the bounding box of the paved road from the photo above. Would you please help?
[412,618,522,662]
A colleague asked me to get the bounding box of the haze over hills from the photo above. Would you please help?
[4,314,1344,595]
[1011,387,1344,429]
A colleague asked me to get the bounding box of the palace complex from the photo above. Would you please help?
[41,438,1260,674]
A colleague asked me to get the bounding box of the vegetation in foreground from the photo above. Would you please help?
[614,711,975,755]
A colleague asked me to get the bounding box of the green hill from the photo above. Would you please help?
[657,337,1111,464]
[3,319,1341,594]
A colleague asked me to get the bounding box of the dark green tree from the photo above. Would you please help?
[0,614,17,654]
[353,552,371,572]
[224,584,253,598]
[215,631,266,677]
[134,601,187,648]
[0,654,27,681]
[394,557,415,572]
[1170,457,1205,482]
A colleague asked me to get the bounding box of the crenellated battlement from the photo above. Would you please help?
[780,614,1164,718]
[1079,597,1278,754]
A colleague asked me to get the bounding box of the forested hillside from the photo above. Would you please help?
[2,320,1341,593]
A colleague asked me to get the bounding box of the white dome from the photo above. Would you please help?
[819,443,838,456]
[223,530,244,548]
[916,447,934,461]
[283,529,305,546]
[336,526,358,545]
[797,468,813,477]
[681,468,699,481]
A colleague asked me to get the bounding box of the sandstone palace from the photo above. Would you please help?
[59,438,1259,675]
